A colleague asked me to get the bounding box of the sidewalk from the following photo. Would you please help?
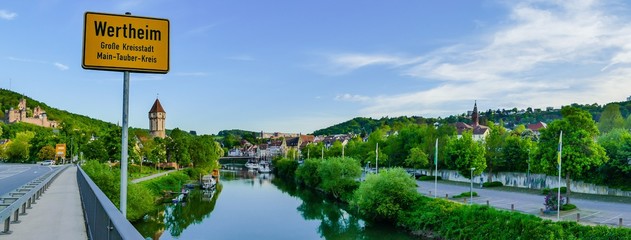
[130,169,178,184]
[416,180,631,228]
[8,165,87,240]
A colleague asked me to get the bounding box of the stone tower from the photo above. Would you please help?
[149,98,166,138]
[471,100,479,127]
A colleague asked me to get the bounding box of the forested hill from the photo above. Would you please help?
[312,116,437,136]
[0,89,115,132]
[312,101,631,135]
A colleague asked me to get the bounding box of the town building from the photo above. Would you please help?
[456,101,490,141]
[149,98,166,138]
[4,98,58,128]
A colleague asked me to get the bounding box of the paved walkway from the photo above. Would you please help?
[130,169,178,184]
[7,165,87,240]
[417,180,631,227]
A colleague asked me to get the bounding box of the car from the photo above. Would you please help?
[41,160,55,166]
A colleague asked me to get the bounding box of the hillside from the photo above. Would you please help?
[312,101,631,135]
[0,89,115,132]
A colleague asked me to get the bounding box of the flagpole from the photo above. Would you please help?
[434,138,438,198]
[376,143,379,174]
[557,131,562,221]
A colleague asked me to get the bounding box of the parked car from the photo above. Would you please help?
[41,160,55,166]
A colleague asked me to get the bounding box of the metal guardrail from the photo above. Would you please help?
[0,164,69,234]
[76,166,143,240]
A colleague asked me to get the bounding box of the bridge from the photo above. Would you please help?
[0,164,142,239]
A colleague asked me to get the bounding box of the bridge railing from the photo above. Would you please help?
[77,166,143,240]
[0,164,69,234]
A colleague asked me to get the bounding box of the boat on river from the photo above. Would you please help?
[258,163,272,173]
[201,175,217,190]
[245,161,259,170]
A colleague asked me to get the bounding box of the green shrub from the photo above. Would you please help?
[273,158,299,180]
[542,187,567,195]
[482,181,503,187]
[418,175,441,181]
[126,183,156,221]
[295,158,321,188]
[317,157,361,201]
[452,191,478,198]
[351,168,420,222]
[561,203,577,211]
[128,164,141,173]
[140,171,190,196]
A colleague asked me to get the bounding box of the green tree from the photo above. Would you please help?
[502,135,532,172]
[317,157,361,200]
[351,168,419,222]
[168,128,191,166]
[535,107,607,203]
[5,131,35,162]
[444,131,486,177]
[405,147,428,174]
[598,103,624,134]
[484,122,507,182]
[83,138,109,162]
[37,145,56,160]
[189,135,222,171]
[596,129,631,187]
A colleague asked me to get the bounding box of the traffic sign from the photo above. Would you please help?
[82,12,169,73]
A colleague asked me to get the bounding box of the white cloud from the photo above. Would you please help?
[320,53,421,75]
[53,62,69,71]
[335,93,370,102]
[0,10,17,20]
[336,0,631,117]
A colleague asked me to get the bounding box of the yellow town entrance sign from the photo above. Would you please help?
[82,12,169,73]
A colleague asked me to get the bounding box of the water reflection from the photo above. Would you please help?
[272,178,413,240]
[134,185,222,239]
[133,170,414,240]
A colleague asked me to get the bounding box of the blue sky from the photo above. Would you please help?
[2,0,631,135]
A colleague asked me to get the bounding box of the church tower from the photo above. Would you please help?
[471,101,479,127]
[149,98,166,138]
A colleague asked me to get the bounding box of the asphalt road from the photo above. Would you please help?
[0,163,55,196]
[417,179,631,227]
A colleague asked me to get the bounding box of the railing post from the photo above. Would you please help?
[620,218,623,227]
[486,200,489,206]
[576,213,580,222]
[3,217,10,234]
[511,204,514,211]
[12,209,19,223]
[20,203,26,215]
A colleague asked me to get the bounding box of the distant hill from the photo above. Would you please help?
[0,89,115,133]
[312,101,631,135]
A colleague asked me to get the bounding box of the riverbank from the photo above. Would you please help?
[277,157,631,239]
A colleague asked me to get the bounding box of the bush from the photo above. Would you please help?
[295,158,321,188]
[482,181,503,187]
[544,191,566,211]
[273,158,299,180]
[351,168,420,222]
[128,164,141,174]
[317,157,361,201]
[126,183,156,221]
[542,187,567,195]
[561,203,577,211]
[452,191,478,198]
[418,175,441,181]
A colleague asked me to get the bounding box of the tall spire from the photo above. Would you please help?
[472,100,479,127]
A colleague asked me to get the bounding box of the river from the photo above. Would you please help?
[133,170,417,240]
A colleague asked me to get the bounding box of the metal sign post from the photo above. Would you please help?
[82,11,169,217]
[120,70,130,217]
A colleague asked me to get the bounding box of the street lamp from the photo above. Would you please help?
[470,167,476,204]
